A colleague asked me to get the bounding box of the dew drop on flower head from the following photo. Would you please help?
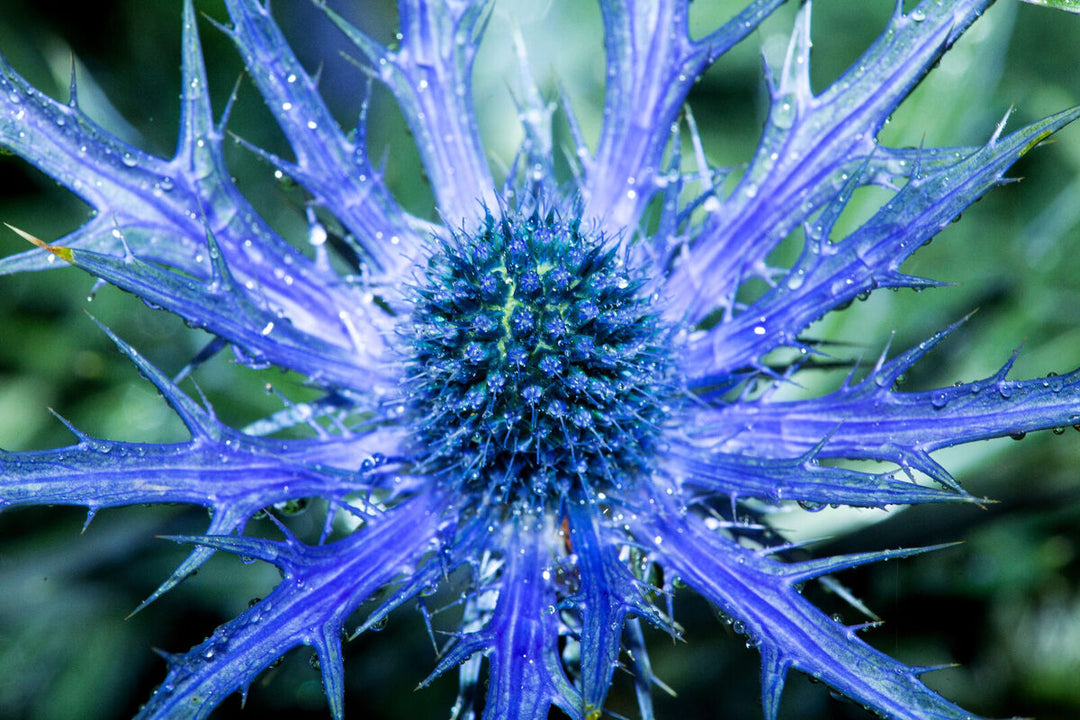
[0,1,1078,720]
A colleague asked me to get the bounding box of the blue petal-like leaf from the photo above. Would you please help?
[673,0,994,324]
[642,507,987,720]
[315,0,497,223]
[585,0,787,230]
[135,491,443,720]
[565,498,669,714]
[219,0,423,275]
[687,105,1080,381]
[712,325,1080,477]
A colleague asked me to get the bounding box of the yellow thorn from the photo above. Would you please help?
[3,222,74,262]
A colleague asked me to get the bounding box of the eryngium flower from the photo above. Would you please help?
[1,1,1077,718]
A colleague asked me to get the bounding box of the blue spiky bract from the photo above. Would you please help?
[1,1,1078,719]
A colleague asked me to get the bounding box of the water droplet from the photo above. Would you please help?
[773,98,796,129]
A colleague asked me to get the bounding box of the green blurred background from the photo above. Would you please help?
[0,1,1079,718]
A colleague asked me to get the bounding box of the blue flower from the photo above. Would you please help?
[1,1,1078,719]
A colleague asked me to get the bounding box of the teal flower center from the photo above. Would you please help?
[405,209,673,501]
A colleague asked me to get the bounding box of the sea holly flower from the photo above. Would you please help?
[0,0,1078,719]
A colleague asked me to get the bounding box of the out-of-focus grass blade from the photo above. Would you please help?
[1020,0,1080,14]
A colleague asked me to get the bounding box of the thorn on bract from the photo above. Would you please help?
[4,223,74,263]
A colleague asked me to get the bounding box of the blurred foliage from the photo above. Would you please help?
[0,1,1079,719]
[1020,0,1080,15]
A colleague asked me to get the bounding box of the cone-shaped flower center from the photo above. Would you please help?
[406,209,673,501]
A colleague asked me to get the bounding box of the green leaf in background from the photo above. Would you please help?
[1021,0,1080,15]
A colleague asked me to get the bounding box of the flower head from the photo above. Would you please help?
[405,205,674,504]
[1,1,1079,719]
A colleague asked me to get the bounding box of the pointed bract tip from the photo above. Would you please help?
[4,223,74,263]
